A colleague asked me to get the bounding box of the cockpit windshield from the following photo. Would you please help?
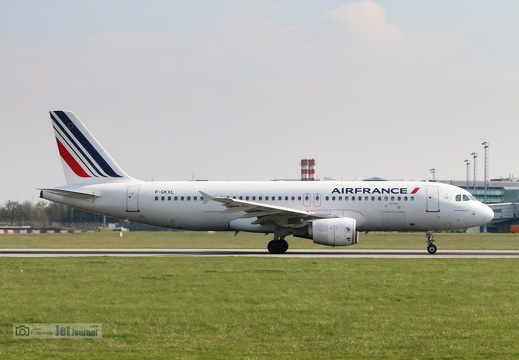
[455,194,477,202]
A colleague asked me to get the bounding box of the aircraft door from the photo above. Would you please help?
[126,186,140,212]
[314,193,321,207]
[303,193,311,207]
[426,187,440,212]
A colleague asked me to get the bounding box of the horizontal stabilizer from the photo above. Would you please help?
[39,188,102,199]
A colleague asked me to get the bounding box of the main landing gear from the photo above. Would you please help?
[267,238,289,254]
[267,227,290,254]
[426,231,437,254]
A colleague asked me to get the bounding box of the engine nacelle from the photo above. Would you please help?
[293,218,359,246]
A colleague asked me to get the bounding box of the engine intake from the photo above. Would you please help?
[293,218,359,246]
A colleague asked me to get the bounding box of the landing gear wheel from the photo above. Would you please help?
[425,231,437,254]
[427,244,437,254]
[280,239,289,253]
[267,240,281,254]
[267,240,288,254]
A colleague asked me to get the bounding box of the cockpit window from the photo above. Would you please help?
[456,194,477,201]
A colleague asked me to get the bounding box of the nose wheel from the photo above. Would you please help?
[426,231,437,254]
[427,243,437,254]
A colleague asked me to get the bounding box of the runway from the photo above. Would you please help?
[2,249,519,258]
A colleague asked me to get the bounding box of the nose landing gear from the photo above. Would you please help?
[426,231,437,254]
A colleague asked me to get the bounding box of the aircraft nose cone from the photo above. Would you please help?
[480,203,494,223]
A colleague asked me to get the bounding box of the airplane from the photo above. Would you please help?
[40,110,494,254]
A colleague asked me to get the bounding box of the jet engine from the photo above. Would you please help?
[293,218,358,246]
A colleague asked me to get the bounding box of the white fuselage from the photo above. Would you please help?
[41,180,494,233]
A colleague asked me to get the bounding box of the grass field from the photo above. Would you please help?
[1,232,519,359]
[1,230,519,250]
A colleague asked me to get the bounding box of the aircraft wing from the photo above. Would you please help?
[200,192,331,226]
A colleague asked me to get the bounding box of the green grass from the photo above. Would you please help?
[1,257,519,359]
[1,232,519,358]
[1,231,519,250]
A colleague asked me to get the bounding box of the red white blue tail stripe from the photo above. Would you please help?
[50,111,129,184]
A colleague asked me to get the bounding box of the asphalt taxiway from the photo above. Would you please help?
[2,249,519,258]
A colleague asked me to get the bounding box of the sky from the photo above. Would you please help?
[1,0,519,204]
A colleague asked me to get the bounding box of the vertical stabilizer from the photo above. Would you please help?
[49,110,135,185]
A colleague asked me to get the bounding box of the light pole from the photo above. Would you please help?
[471,152,478,194]
[429,168,436,181]
[464,159,470,188]
[482,142,489,203]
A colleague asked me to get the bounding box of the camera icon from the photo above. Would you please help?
[15,325,30,337]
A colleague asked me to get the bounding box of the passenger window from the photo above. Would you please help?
[187,196,191,201]
[155,196,158,201]
[326,196,330,201]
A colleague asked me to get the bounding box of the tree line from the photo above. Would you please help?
[0,200,121,230]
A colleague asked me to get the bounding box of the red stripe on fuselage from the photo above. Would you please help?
[411,187,420,194]
[56,138,90,178]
